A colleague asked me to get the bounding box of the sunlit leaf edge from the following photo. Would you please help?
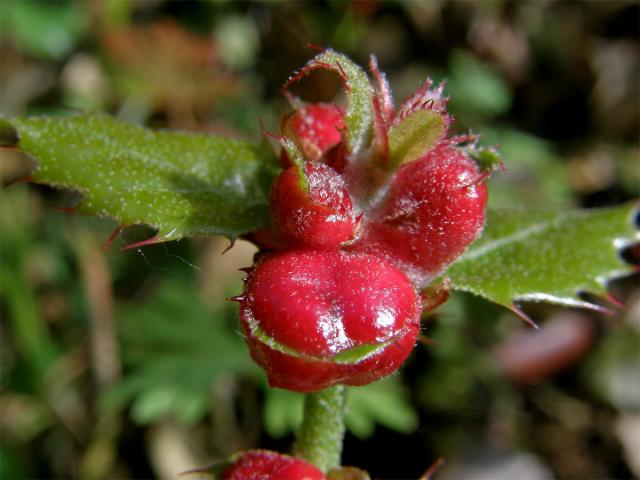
[445,203,639,310]
[1,113,279,242]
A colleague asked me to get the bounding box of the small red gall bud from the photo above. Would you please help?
[238,249,420,392]
[271,162,357,248]
[222,450,326,480]
[282,103,345,162]
[351,145,488,287]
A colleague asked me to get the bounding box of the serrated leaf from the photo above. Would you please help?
[2,114,278,241]
[103,279,258,425]
[388,110,445,167]
[303,50,374,155]
[446,204,638,309]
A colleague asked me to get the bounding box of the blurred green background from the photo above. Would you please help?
[0,1,638,479]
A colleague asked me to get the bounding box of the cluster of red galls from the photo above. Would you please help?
[234,55,490,394]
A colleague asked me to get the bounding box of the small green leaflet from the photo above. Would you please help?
[280,137,308,193]
[1,114,278,241]
[299,49,374,155]
[446,204,638,309]
[387,109,445,167]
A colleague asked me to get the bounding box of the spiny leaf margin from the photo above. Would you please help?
[1,113,279,241]
[446,203,639,310]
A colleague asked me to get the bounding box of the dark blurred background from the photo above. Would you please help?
[0,1,639,479]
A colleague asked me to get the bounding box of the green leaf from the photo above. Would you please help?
[262,377,417,439]
[103,279,258,425]
[387,110,445,167]
[303,50,374,155]
[2,114,278,241]
[280,137,308,192]
[446,204,638,309]
[346,378,418,439]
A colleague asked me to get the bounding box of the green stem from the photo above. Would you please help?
[294,386,348,473]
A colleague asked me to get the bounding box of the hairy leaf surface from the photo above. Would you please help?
[447,204,638,309]
[387,110,445,167]
[1,114,278,241]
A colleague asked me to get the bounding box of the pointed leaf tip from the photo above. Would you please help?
[509,305,540,330]
[447,204,639,311]
[369,54,394,124]
[280,137,309,192]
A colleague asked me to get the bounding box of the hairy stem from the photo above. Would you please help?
[294,386,348,472]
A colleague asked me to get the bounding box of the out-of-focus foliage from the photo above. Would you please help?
[482,128,573,208]
[585,324,640,411]
[1,1,638,479]
[0,0,88,60]
[101,19,246,124]
[446,50,513,121]
[104,278,258,426]
[264,377,418,440]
